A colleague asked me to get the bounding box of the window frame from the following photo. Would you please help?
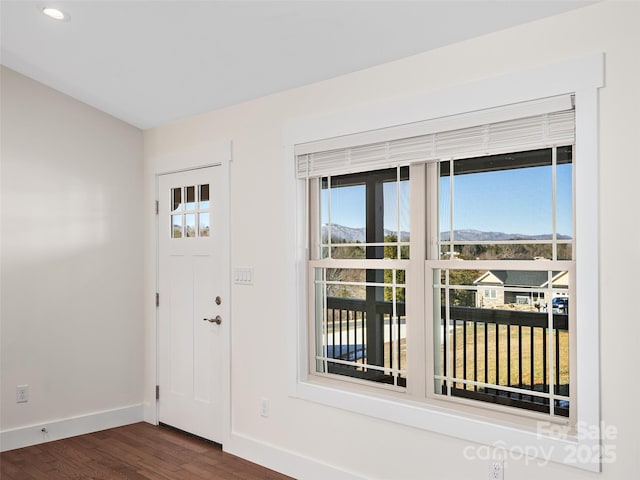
[308,167,410,389]
[425,146,575,422]
[287,53,603,471]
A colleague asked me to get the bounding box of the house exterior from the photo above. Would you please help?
[474,270,569,308]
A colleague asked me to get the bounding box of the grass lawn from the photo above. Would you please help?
[380,323,569,391]
[442,323,569,389]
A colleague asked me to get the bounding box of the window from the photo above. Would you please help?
[290,52,602,472]
[170,184,210,238]
[311,168,409,388]
[300,99,576,423]
[432,147,573,419]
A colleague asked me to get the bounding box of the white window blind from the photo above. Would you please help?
[296,95,575,179]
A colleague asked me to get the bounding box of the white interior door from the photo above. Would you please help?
[157,165,228,443]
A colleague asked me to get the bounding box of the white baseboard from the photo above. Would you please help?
[225,431,368,480]
[0,404,144,452]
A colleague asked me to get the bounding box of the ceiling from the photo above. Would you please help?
[1,1,594,130]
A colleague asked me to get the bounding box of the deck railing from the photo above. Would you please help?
[324,297,405,386]
[324,297,569,415]
[444,306,569,416]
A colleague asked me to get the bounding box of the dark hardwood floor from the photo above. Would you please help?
[0,422,295,480]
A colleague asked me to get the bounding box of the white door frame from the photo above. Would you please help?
[147,140,231,445]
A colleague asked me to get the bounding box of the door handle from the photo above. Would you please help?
[203,316,222,325]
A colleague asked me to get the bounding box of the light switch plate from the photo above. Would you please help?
[234,267,254,285]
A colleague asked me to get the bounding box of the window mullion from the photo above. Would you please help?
[546,270,556,417]
[449,159,455,256]
[424,162,441,400]
[406,163,427,398]
[327,176,332,259]
[396,166,401,260]
[309,178,320,260]
[552,146,558,261]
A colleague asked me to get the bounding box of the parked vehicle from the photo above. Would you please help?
[552,296,569,314]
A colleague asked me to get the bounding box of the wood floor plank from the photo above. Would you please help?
[0,423,295,480]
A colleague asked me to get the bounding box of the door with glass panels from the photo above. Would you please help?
[157,166,227,443]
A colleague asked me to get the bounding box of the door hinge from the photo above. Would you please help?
[155,292,160,307]
[155,385,160,400]
[155,200,159,215]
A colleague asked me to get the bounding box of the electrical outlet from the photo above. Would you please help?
[489,460,504,480]
[260,398,270,417]
[16,385,29,403]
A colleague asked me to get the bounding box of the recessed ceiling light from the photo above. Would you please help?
[42,7,68,21]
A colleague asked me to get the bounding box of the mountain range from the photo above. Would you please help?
[322,224,570,243]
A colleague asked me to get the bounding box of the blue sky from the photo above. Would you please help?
[442,164,573,236]
[322,164,573,237]
[322,181,410,232]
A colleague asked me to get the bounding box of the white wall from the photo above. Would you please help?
[0,67,145,449]
[145,2,640,479]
